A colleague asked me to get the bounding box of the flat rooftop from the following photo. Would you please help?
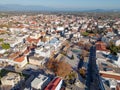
[29,55,45,61]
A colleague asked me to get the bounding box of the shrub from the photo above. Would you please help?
[1,43,10,50]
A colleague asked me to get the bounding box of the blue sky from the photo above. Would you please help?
[0,0,120,9]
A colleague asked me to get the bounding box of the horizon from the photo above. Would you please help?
[0,0,120,10]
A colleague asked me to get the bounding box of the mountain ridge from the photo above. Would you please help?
[0,4,120,12]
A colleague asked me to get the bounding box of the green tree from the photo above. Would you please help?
[71,54,74,60]
[1,43,10,50]
[0,38,3,42]
[81,32,89,37]
[109,41,118,55]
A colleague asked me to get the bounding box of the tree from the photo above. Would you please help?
[79,68,86,78]
[66,72,77,84]
[71,54,74,59]
[108,41,119,55]
[0,38,3,42]
[46,58,72,78]
[1,43,10,50]
[81,32,89,37]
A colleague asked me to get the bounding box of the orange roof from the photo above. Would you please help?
[31,21,37,24]
[0,54,3,58]
[116,84,120,90]
[0,30,6,34]
[107,28,113,32]
[88,34,95,37]
[100,72,120,80]
[40,32,46,35]
[14,56,25,62]
[44,77,62,90]
[9,52,21,59]
[27,37,39,43]
[96,41,108,51]
[24,49,29,54]
[23,45,36,55]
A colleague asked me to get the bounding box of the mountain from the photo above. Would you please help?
[0,4,56,11]
[0,4,120,12]
[84,9,120,12]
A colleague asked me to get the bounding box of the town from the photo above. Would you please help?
[0,12,120,90]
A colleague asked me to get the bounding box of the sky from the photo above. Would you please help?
[0,0,120,9]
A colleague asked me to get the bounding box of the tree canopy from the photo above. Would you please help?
[1,43,10,50]
[108,41,119,55]
[0,38,3,42]
[46,58,72,78]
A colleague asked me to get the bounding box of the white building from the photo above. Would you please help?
[115,39,120,46]
[30,33,40,39]
[35,47,51,57]
[114,56,120,67]
[0,57,14,66]
[6,35,28,48]
[109,79,117,89]
[31,74,50,90]
[1,72,21,88]
[0,49,6,54]
[48,38,61,50]
[29,54,46,66]
[57,27,64,31]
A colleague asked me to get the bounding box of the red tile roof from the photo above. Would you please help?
[9,52,21,59]
[107,28,113,32]
[14,56,25,62]
[116,83,120,90]
[96,41,108,51]
[23,45,36,54]
[24,49,29,54]
[40,32,46,35]
[26,36,39,43]
[100,71,120,80]
[44,77,62,90]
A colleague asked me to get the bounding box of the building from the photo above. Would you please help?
[14,56,27,68]
[49,37,61,49]
[0,48,6,54]
[116,83,120,90]
[55,54,64,61]
[115,39,120,46]
[29,54,46,66]
[109,79,117,89]
[1,72,21,89]
[35,47,51,57]
[96,41,107,51]
[114,56,120,67]
[100,71,120,90]
[31,74,51,90]
[95,41,110,55]
[44,77,63,90]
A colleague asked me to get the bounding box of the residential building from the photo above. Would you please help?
[31,74,51,90]
[29,54,46,66]
[1,72,21,89]
[14,56,27,68]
